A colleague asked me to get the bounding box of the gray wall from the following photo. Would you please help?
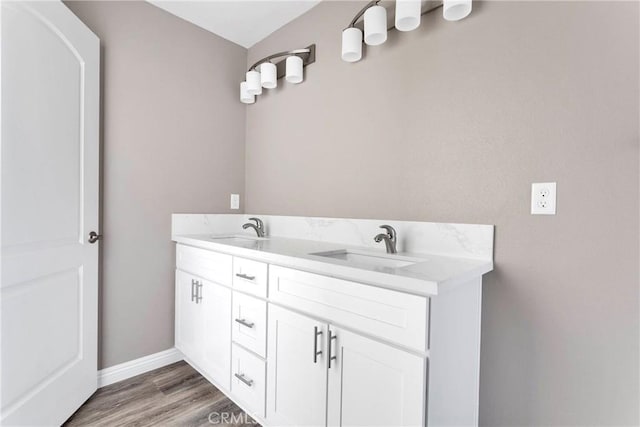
[66,1,247,369]
[246,1,639,425]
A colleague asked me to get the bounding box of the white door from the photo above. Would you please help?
[175,270,203,366]
[1,1,100,425]
[201,280,231,391]
[327,327,426,427]
[266,304,327,426]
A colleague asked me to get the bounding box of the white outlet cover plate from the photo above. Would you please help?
[230,194,240,210]
[531,182,556,215]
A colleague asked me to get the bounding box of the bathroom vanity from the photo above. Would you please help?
[171,214,494,427]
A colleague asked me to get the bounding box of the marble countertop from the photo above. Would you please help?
[172,233,493,296]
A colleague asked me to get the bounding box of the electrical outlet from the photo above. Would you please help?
[230,194,240,210]
[531,182,556,215]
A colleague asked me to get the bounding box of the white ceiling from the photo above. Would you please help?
[148,0,320,48]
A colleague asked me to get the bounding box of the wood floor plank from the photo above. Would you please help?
[64,361,256,427]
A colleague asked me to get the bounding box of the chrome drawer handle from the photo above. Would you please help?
[196,282,203,304]
[235,273,256,281]
[313,326,323,364]
[328,330,337,369]
[234,373,253,387]
[234,318,255,329]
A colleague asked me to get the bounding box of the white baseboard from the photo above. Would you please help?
[98,347,183,388]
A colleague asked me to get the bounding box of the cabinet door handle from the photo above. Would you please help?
[191,279,196,302]
[235,273,256,281]
[313,326,323,364]
[195,282,203,304]
[328,329,337,369]
[234,373,253,387]
[234,318,255,329]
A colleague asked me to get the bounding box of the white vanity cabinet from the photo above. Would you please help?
[174,243,484,427]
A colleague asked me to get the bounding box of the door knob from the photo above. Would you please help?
[88,231,102,244]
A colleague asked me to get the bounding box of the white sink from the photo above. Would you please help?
[208,235,268,248]
[310,249,421,269]
[209,234,267,241]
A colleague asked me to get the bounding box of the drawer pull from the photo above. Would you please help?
[313,326,323,363]
[235,273,256,281]
[190,279,196,302]
[328,330,337,369]
[234,318,255,329]
[234,373,254,387]
[196,282,203,304]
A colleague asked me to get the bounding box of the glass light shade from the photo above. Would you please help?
[341,27,363,62]
[240,82,255,104]
[260,62,277,89]
[443,0,472,21]
[364,5,387,46]
[285,56,303,84]
[395,0,421,31]
[246,70,262,95]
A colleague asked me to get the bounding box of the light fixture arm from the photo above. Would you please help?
[248,47,314,72]
[345,0,444,32]
[244,44,316,85]
[347,0,380,29]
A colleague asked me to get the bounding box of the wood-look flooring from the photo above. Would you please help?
[64,361,256,427]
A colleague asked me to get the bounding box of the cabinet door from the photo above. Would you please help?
[327,327,426,427]
[175,270,203,365]
[267,304,327,426]
[201,280,232,391]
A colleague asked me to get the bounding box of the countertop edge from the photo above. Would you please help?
[172,234,494,297]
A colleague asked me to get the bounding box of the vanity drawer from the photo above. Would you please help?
[231,343,266,418]
[232,291,267,358]
[269,265,429,352]
[176,244,232,286]
[232,257,268,298]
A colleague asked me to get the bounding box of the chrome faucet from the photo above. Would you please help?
[374,225,397,254]
[242,217,265,237]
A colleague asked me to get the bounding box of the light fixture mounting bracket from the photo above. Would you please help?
[346,0,444,31]
[248,44,316,81]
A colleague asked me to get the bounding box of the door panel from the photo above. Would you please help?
[202,280,231,390]
[1,3,81,248]
[175,270,202,365]
[327,327,426,427]
[1,1,100,425]
[267,304,327,426]
[2,269,81,408]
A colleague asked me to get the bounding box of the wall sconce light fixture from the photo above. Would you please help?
[240,44,316,104]
[341,0,472,63]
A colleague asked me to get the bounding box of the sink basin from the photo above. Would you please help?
[310,250,421,269]
[208,235,268,249]
[209,234,267,241]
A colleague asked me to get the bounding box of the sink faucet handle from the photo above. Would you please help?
[379,225,396,241]
[248,217,264,230]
